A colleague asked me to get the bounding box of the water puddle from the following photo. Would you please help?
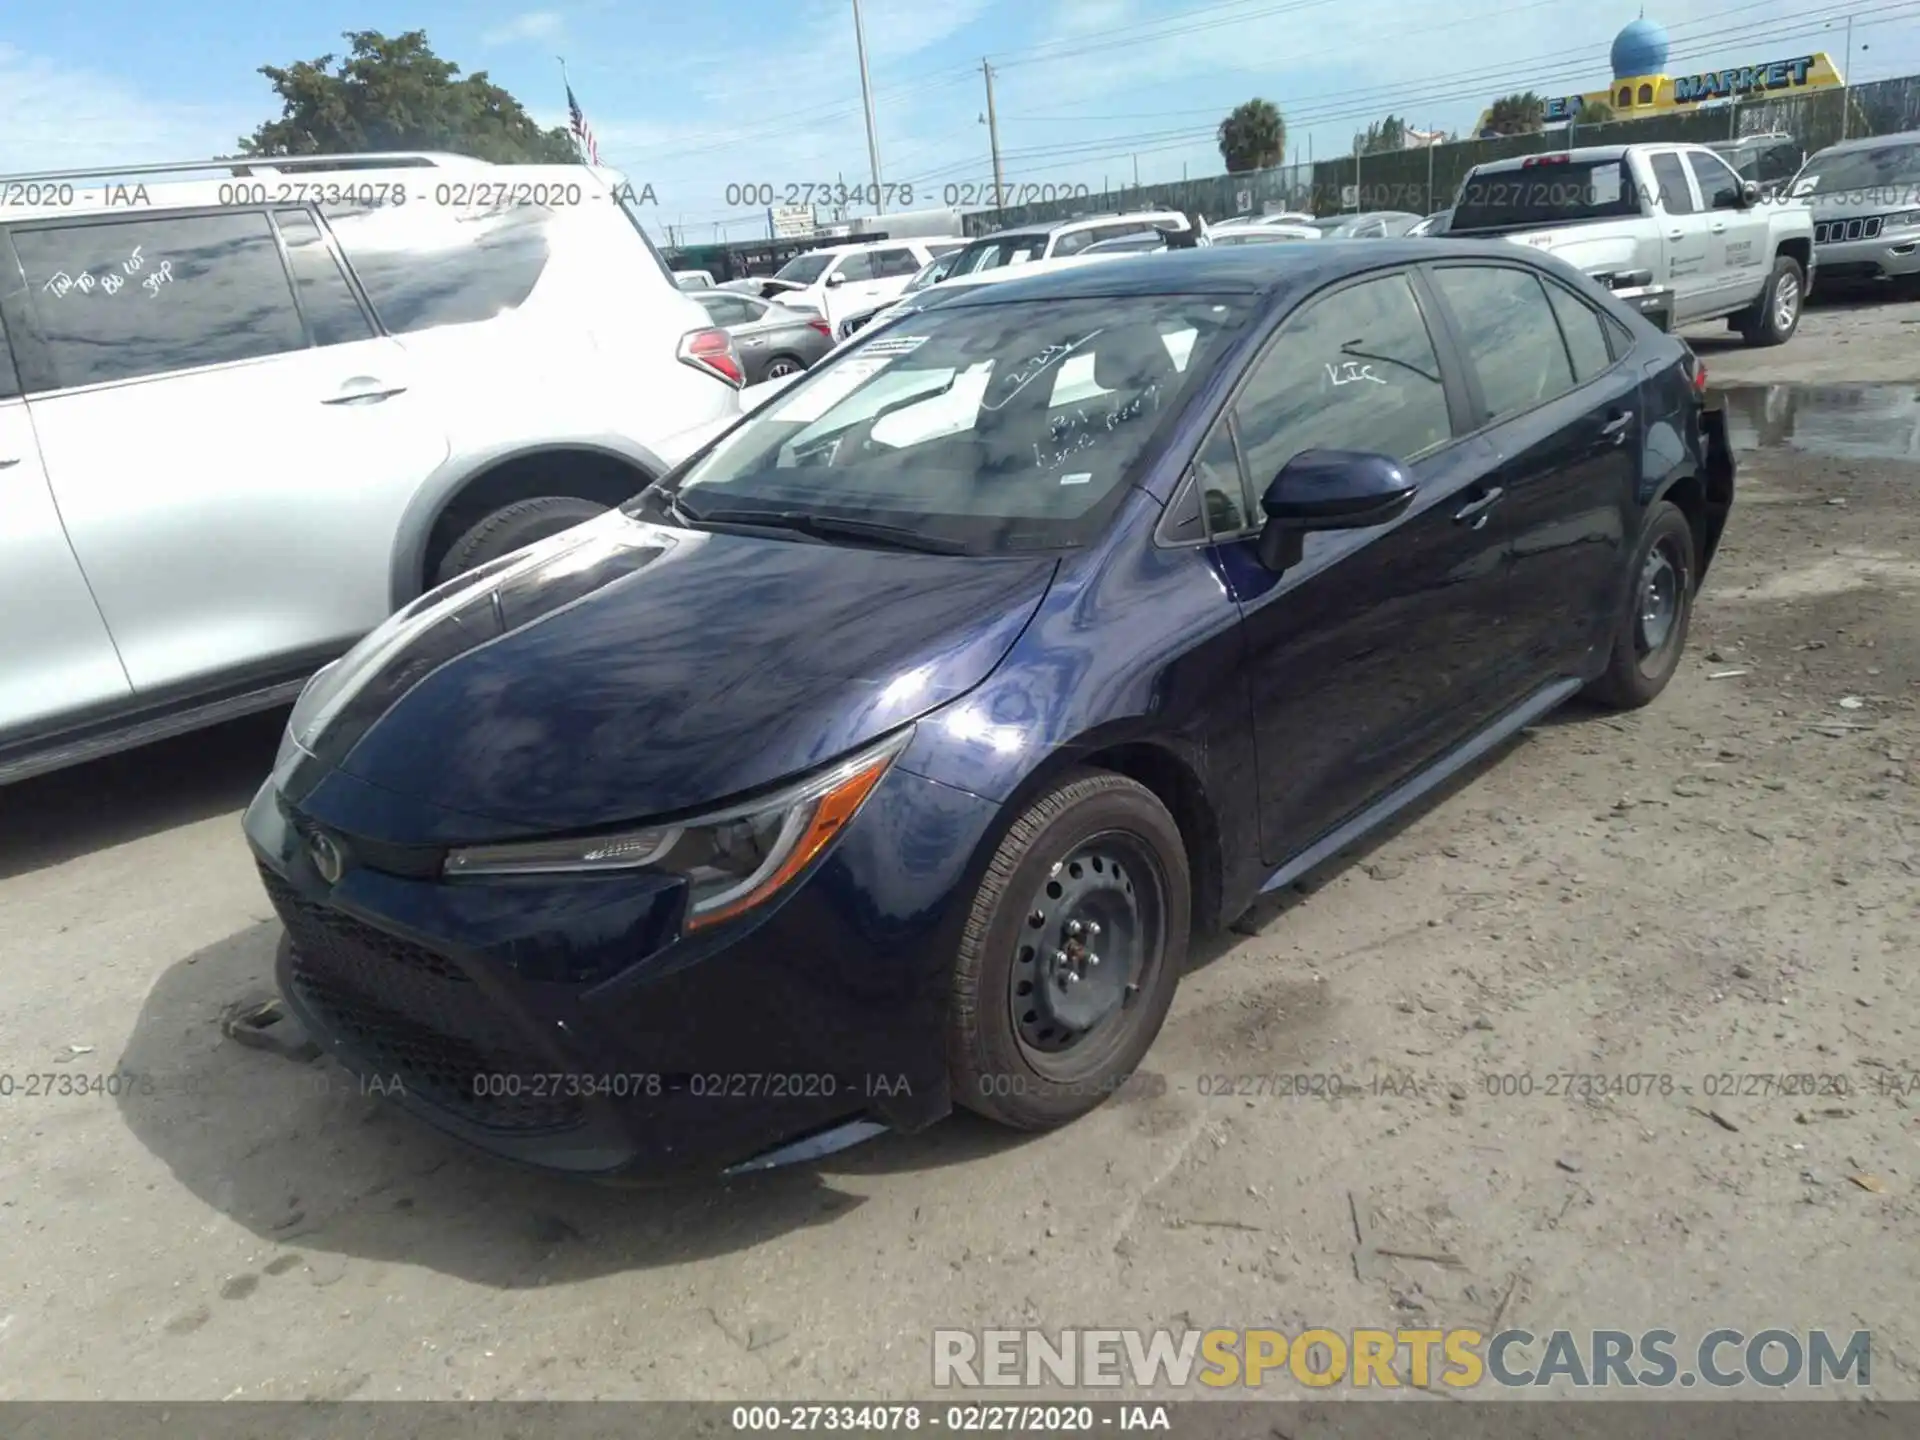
[1711,383,1920,465]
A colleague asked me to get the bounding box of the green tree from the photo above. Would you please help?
[1218,98,1287,174]
[1573,99,1616,124]
[239,30,579,161]
[1355,114,1409,155]
[1484,91,1547,137]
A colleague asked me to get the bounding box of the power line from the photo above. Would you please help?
[886,2,1919,192]
[661,0,1915,223]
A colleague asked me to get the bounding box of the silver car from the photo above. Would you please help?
[1307,211,1426,238]
[1791,131,1920,290]
[691,290,833,382]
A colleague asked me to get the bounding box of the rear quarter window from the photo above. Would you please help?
[321,201,551,334]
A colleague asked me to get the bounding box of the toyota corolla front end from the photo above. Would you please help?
[243,514,1034,1179]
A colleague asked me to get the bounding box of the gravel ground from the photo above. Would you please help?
[0,298,1915,1404]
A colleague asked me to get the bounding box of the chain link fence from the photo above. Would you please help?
[963,72,1920,236]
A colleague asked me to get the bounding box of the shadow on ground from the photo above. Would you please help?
[0,709,286,882]
[112,917,1038,1289]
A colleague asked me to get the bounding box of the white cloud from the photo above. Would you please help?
[0,45,253,172]
[482,11,565,47]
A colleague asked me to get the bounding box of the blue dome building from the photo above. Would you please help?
[1610,16,1670,79]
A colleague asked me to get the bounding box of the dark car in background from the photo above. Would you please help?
[245,242,1734,1181]
[690,290,833,382]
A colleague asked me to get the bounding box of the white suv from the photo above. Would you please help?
[0,151,745,785]
[754,238,964,329]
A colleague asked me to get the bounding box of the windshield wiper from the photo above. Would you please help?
[675,504,973,555]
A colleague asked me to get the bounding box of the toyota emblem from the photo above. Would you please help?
[308,830,345,885]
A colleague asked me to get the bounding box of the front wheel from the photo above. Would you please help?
[432,496,610,587]
[1736,255,1803,347]
[949,770,1190,1131]
[1584,500,1697,710]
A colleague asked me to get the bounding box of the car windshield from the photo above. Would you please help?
[1792,142,1920,198]
[950,234,1050,275]
[774,253,836,284]
[1450,159,1640,230]
[647,294,1252,551]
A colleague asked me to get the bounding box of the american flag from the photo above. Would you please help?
[567,84,600,166]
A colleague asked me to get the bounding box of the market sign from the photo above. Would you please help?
[1541,95,1592,123]
[1673,56,1815,104]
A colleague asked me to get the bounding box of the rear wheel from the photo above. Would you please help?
[1735,255,1803,347]
[764,355,806,379]
[432,496,610,586]
[949,770,1190,1130]
[1584,500,1697,710]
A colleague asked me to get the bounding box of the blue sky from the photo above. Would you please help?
[4,0,1917,241]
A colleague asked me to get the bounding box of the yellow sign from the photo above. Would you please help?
[1476,51,1845,136]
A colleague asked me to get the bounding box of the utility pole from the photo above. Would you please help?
[1132,153,1141,190]
[1840,12,1855,140]
[851,0,885,214]
[981,60,1005,209]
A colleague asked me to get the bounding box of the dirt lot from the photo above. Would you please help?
[0,297,1915,1404]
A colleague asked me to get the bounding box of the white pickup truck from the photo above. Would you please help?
[1443,143,1816,346]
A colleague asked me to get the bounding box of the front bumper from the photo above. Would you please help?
[1813,231,1920,282]
[244,753,1003,1180]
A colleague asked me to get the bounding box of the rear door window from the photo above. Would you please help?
[1430,265,1576,422]
[1649,154,1697,214]
[8,211,308,389]
[321,201,551,334]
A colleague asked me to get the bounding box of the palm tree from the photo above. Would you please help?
[1485,91,1547,136]
[1219,99,1286,173]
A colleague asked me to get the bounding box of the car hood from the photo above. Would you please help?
[288,510,1057,838]
[1809,186,1920,217]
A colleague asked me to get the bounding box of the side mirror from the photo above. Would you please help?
[825,272,847,287]
[1256,450,1417,573]
[1741,180,1762,206]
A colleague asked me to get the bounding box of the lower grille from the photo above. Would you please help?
[259,866,585,1135]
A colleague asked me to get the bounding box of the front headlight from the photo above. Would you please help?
[1885,210,1920,231]
[442,727,912,930]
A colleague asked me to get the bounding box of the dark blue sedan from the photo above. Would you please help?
[245,241,1735,1179]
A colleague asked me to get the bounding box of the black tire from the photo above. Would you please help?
[1584,500,1697,710]
[949,769,1190,1131]
[1735,255,1803,347]
[763,355,806,380]
[433,496,610,586]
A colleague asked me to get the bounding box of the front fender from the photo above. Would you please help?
[385,437,674,609]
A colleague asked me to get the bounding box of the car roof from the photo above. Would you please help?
[970,210,1187,242]
[0,152,623,220]
[1807,127,1920,155]
[929,238,1557,307]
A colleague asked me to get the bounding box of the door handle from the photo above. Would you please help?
[1710,222,1727,234]
[1452,486,1505,524]
[1600,411,1634,443]
[322,384,407,406]
[0,457,19,469]
[1667,229,1684,241]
